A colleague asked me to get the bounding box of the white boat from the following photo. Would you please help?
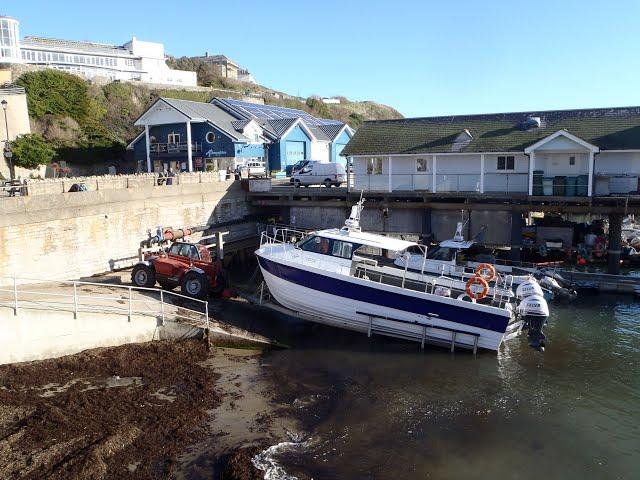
[255,200,550,352]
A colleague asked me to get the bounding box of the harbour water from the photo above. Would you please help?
[247,294,640,479]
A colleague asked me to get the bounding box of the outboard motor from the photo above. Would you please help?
[539,274,577,300]
[516,279,544,300]
[517,294,550,349]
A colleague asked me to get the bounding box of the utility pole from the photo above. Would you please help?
[1,99,13,181]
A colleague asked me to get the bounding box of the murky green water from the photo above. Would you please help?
[256,294,640,479]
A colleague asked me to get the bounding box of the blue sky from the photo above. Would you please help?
[6,1,640,117]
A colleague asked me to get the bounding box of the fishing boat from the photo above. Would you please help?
[255,199,550,352]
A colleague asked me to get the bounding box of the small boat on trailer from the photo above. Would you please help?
[255,200,550,352]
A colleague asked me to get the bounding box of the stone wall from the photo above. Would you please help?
[0,179,248,285]
[20,172,225,196]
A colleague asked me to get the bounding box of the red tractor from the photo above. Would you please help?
[131,240,226,299]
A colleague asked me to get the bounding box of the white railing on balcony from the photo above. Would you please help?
[149,142,202,154]
[349,173,529,194]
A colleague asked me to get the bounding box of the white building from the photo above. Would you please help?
[0,16,196,87]
[342,107,640,198]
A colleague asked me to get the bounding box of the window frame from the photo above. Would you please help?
[168,132,181,144]
[205,131,216,143]
[416,157,429,173]
[367,157,383,175]
[497,155,515,171]
[569,156,576,166]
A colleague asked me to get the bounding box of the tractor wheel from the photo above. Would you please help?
[323,179,332,188]
[210,271,228,297]
[181,271,210,299]
[131,264,156,288]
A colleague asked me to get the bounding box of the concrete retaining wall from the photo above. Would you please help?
[0,180,248,285]
[0,308,160,364]
[290,205,513,244]
[23,172,223,196]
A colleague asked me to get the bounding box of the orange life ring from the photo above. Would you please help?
[475,263,497,282]
[466,275,489,300]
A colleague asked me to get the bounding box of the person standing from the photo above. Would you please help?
[167,167,175,185]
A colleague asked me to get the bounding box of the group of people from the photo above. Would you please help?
[157,167,176,186]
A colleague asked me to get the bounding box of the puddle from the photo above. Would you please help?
[151,387,177,403]
[37,376,144,397]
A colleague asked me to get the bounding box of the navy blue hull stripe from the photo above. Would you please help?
[258,255,509,333]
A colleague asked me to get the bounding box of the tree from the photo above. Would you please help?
[16,70,91,122]
[11,134,56,169]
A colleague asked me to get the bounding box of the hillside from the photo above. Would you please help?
[14,68,402,167]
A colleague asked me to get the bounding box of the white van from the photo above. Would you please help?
[291,162,346,187]
[246,160,266,178]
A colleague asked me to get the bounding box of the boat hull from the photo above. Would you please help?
[257,253,516,351]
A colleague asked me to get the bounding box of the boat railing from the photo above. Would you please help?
[352,258,513,309]
[260,226,309,248]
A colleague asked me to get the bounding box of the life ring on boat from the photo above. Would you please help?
[475,263,496,282]
[465,275,489,300]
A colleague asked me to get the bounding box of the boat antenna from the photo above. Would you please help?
[344,190,365,232]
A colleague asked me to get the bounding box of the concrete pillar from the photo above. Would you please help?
[607,213,623,275]
[280,206,291,225]
[510,211,523,261]
[186,120,193,172]
[421,208,432,244]
[144,124,151,173]
[528,152,535,195]
[480,154,485,193]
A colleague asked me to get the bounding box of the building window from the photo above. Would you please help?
[416,157,428,172]
[367,157,383,175]
[168,132,181,144]
[569,156,576,166]
[497,155,515,170]
[206,131,216,143]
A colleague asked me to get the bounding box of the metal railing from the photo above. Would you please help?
[149,142,202,154]
[0,276,210,330]
[349,173,529,193]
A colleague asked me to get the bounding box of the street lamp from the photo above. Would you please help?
[1,99,13,181]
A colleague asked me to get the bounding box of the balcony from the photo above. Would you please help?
[350,173,529,195]
[149,142,202,156]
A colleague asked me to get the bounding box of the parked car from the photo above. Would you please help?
[246,160,266,178]
[285,159,315,177]
[291,162,346,187]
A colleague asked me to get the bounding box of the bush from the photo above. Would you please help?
[16,70,91,122]
[11,133,56,169]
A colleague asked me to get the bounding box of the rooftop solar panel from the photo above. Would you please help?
[224,98,343,127]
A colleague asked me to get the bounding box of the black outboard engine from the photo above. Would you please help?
[517,294,550,350]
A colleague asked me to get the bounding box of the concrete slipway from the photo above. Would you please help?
[0,273,273,364]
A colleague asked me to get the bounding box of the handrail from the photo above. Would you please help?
[0,276,209,329]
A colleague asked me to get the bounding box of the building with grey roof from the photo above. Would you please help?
[342,106,640,197]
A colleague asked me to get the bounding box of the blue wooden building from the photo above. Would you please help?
[127,98,266,172]
[212,98,353,171]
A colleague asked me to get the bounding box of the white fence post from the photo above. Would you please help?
[205,301,209,330]
[128,287,132,322]
[13,276,18,316]
[73,282,78,319]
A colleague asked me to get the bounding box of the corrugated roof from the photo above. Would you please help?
[21,36,131,56]
[343,106,640,156]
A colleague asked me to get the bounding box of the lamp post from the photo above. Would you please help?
[1,99,14,181]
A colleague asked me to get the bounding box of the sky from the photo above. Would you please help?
[5,0,640,117]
